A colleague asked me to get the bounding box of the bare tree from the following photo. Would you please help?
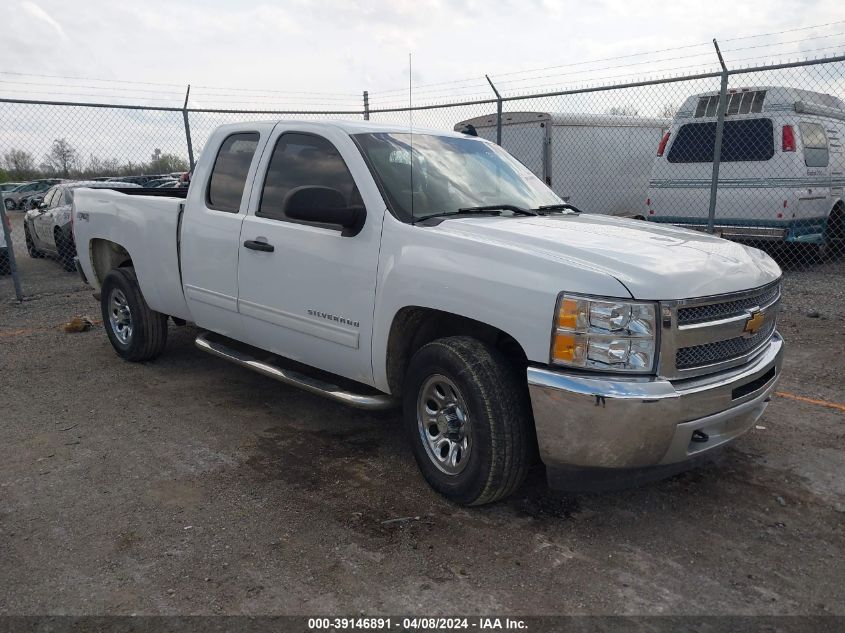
[2,148,38,180]
[605,105,640,116]
[43,138,79,178]
[660,103,678,119]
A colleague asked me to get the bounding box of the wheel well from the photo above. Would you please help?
[829,201,845,238]
[90,239,133,286]
[385,307,528,395]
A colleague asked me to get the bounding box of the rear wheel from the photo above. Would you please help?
[403,336,532,506]
[55,230,76,271]
[4,198,14,211]
[100,267,168,361]
[821,205,845,260]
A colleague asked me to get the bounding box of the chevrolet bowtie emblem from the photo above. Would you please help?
[744,310,765,336]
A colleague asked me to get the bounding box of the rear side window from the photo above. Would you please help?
[207,132,260,213]
[258,133,360,222]
[667,118,774,163]
[799,122,829,168]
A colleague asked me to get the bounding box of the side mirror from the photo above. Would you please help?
[37,202,47,210]
[283,186,366,237]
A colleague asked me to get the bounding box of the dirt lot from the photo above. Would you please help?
[1,231,844,616]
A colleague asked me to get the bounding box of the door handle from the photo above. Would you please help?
[243,239,274,252]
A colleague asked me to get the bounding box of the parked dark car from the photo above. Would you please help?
[3,179,62,210]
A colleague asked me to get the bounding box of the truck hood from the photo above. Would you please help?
[432,213,781,300]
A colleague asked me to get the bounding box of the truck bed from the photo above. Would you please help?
[73,187,192,320]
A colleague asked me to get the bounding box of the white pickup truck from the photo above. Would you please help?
[72,120,784,505]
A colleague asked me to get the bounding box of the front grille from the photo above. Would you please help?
[676,318,776,369]
[678,283,780,325]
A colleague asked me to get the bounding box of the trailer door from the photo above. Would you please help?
[500,122,549,183]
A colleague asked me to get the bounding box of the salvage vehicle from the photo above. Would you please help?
[24,181,139,271]
[72,120,784,505]
[647,86,845,255]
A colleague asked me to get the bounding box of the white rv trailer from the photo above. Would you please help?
[454,111,670,217]
[646,86,845,249]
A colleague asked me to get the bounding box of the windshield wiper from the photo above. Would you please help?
[534,203,582,215]
[457,205,538,216]
[417,205,538,223]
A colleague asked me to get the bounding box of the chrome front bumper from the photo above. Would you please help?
[527,333,783,473]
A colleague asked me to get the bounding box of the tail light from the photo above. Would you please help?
[657,132,671,157]
[782,125,796,152]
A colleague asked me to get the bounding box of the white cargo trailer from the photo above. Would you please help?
[454,111,669,217]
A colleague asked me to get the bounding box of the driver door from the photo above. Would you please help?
[237,124,385,386]
[33,187,59,247]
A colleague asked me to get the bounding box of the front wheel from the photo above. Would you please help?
[25,224,43,258]
[100,267,168,361]
[403,336,532,506]
[55,231,76,271]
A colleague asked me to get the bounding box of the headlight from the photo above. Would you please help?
[551,294,657,373]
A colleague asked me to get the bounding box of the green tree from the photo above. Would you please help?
[148,150,188,174]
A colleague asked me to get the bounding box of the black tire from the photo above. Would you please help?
[403,336,532,506]
[100,267,168,362]
[55,230,76,271]
[24,224,43,258]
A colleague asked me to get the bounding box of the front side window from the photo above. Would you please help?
[799,122,829,168]
[667,118,774,163]
[207,132,260,213]
[353,132,561,223]
[258,133,360,222]
[42,187,58,208]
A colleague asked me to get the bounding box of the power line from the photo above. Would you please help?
[722,19,845,42]
[370,18,845,97]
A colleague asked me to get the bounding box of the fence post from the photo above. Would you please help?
[182,85,195,171]
[0,195,24,301]
[363,90,370,120]
[485,75,503,146]
[707,39,729,235]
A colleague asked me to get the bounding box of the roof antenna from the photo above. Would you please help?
[409,52,415,223]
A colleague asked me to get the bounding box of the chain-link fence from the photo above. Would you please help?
[2,53,844,301]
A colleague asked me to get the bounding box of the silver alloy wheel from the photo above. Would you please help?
[4,198,13,211]
[417,374,472,476]
[108,288,133,345]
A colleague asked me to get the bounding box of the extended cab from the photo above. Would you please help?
[72,120,784,505]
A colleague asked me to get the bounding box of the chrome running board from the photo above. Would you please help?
[195,332,397,411]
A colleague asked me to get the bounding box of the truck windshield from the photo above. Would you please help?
[353,132,562,223]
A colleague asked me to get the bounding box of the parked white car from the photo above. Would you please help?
[24,181,139,271]
[454,111,669,217]
[646,86,845,253]
[73,120,783,505]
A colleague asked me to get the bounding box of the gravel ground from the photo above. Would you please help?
[1,231,844,616]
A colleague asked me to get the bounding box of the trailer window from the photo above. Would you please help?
[799,122,829,168]
[667,118,774,163]
[206,132,260,213]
